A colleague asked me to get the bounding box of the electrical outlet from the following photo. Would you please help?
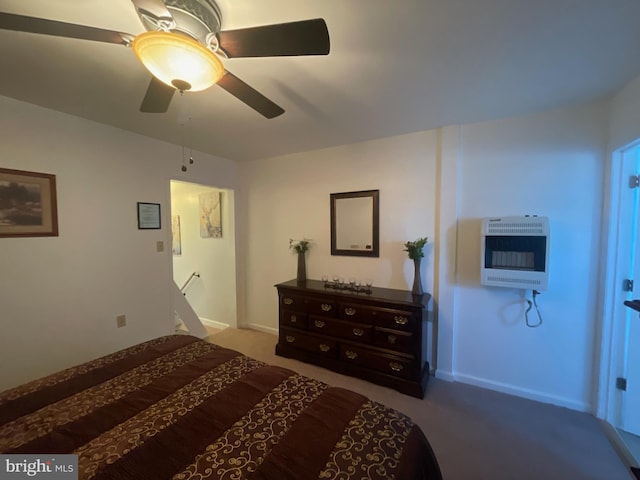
[116,315,126,328]
[156,241,164,252]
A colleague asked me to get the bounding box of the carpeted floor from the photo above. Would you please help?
[207,328,635,480]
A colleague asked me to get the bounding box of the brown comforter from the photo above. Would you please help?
[0,334,442,479]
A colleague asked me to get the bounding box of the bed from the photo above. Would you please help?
[0,334,442,480]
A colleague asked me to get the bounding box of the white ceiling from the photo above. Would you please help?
[1,0,639,161]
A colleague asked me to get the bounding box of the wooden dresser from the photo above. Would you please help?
[275,279,431,398]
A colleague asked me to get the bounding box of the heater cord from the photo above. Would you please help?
[525,290,543,328]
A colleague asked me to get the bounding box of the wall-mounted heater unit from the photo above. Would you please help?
[481,216,550,290]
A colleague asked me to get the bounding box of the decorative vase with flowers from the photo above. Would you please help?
[403,237,428,296]
[289,238,311,283]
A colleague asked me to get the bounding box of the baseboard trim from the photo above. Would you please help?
[434,370,455,382]
[199,318,229,331]
[454,373,591,412]
[242,323,279,335]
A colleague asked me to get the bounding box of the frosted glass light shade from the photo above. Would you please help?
[132,31,224,92]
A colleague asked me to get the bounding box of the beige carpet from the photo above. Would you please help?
[207,328,634,480]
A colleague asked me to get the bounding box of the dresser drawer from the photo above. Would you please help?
[339,345,415,380]
[338,302,373,323]
[279,328,338,358]
[371,308,417,332]
[339,303,418,333]
[372,327,414,353]
[305,297,338,316]
[280,310,307,329]
[279,294,305,310]
[308,315,372,344]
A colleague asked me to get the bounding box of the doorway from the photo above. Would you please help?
[170,179,237,334]
[603,142,640,466]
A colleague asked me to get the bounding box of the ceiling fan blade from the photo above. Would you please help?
[0,12,134,44]
[218,18,330,58]
[217,72,284,119]
[130,0,174,24]
[140,77,176,113]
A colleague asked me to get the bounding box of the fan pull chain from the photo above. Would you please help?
[179,118,195,172]
[181,122,187,172]
[188,117,194,165]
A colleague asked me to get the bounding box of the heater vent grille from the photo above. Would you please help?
[486,276,542,286]
[486,222,545,234]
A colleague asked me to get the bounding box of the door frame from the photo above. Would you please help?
[597,141,640,465]
[167,178,240,332]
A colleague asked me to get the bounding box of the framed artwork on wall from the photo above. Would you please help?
[137,202,161,229]
[199,191,222,238]
[0,167,59,238]
[330,189,379,257]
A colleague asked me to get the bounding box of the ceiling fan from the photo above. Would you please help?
[0,0,330,118]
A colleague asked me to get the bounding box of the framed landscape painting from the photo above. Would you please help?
[0,168,58,238]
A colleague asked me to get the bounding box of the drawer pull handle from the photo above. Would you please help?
[284,298,294,305]
[345,307,356,316]
[321,304,332,312]
[353,328,364,337]
[387,335,397,344]
[290,315,297,323]
[314,320,325,328]
[345,350,358,360]
[286,336,295,343]
[394,315,408,325]
[389,362,404,372]
[319,344,330,352]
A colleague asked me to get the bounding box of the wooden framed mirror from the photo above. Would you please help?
[330,189,379,257]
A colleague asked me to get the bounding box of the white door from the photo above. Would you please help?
[620,147,640,436]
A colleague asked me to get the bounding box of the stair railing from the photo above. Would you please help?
[180,272,200,295]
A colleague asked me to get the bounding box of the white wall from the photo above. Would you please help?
[171,181,236,328]
[242,102,608,411]
[0,96,240,391]
[453,102,607,411]
[241,130,438,333]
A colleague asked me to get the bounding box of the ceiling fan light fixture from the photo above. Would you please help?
[132,31,224,92]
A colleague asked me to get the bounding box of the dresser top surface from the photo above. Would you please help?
[275,279,430,308]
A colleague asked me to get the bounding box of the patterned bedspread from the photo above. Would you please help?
[0,335,442,480]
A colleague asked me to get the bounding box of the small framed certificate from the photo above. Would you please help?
[137,202,161,230]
